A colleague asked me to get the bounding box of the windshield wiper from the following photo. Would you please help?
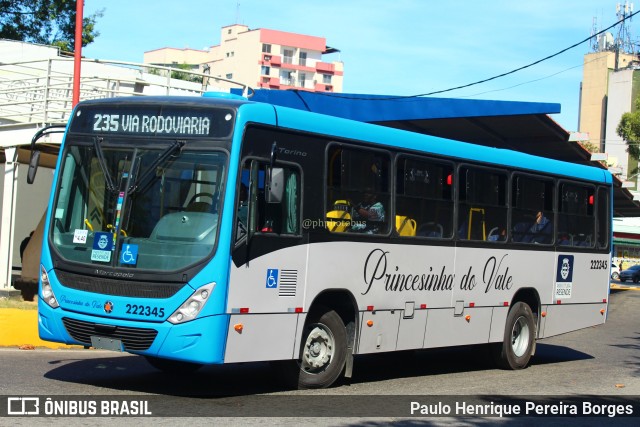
[127,139,185,195]
[93,137,116,192]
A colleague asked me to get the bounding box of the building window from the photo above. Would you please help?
[322,74,332,84]
[261,66,270,76]
[280,70,294,86]
[299,73,306,88]
[299,51,307,66]
[283,49,294,64]
[226,73,233,79]
[262,44,271,53]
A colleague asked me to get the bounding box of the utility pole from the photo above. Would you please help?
[72,0,84,107]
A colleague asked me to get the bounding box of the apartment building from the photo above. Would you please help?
[144,24,344,93]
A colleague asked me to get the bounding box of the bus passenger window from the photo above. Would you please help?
[511,175,554,245]
[396,157,453,238]
[458,167,507,242]
[326,145,390,235]
[557,183,594,247]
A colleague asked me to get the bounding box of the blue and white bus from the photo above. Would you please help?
[33,92,612,389]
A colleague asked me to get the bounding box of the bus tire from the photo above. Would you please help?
[144,356,202,374]
[277,308,347,389]
[492,301,535,370]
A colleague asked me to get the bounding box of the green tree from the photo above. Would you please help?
[0,1,103,53]
[617,97,640,175]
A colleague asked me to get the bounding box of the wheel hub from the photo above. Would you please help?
[302,325,334,372]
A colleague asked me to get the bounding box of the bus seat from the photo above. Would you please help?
[512,221,530,242]
[487,227,505,241]
[186,201,212,213]
[396,216,417,236]
[417,222,443,238]
[151,211,218,243]
[326,200,352,232]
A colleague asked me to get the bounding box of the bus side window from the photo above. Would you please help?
[458,167,507,241]
[326,145,390,235]
[396,156,453,239]
[240,161,300,238]
[557,183,594,247]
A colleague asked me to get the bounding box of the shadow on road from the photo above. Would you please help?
[42,342,594,397]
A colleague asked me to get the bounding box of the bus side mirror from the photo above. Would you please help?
[266,167,284,203]
[26,150,41,184]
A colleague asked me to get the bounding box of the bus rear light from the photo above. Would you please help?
[240,307,249,314]
[420,304,427,309]
[168,282,215,325]
[234,323,243,333]
[468,302,475,308]
[503,302,509,306]
[295,307,303,313]
[603,299,607,303]
[40,265,59,308]
[556,300,562,304]
[367,305,374,311]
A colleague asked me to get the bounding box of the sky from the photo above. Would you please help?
[81,0,639,132]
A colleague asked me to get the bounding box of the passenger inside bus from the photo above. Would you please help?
[350,190,386,234]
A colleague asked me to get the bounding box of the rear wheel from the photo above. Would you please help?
[275,307,347,389]
[492,302,535,370]
[144,356,202,374]
[611,272,619,280]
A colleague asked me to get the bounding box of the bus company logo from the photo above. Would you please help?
[556,255,574,283]
[103,301,114,313]
[7,397,39,415]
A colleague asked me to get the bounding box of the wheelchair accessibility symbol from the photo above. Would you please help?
[120,244,138,265]
[266,269,278,289]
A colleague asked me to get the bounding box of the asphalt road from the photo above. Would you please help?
[0,288,638,425]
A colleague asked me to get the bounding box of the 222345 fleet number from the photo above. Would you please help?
[590,260,608,270]
[125,304,165,318]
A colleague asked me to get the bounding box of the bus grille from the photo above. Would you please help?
[55,269,184,298]
[62,317,158,351]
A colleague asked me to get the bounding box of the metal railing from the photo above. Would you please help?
[0,57,250,128]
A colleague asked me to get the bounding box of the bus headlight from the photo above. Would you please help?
[168,282,215,324]
[40,265,59,308]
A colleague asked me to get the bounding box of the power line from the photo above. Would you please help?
[310,9,640,102]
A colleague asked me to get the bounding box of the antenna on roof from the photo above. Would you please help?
[235,2,241,24]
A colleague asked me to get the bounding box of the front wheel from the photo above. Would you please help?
[275,308,347,389]
[492,302,536,370]
[611,272,619,280]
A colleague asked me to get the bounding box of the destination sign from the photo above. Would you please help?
[70,106,234,137]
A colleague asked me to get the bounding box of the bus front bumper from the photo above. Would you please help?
[38,300,229,364]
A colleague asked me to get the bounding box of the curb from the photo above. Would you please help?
[0,308,82,349]
[610,284,640,291]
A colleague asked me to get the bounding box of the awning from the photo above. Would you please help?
[248,89,640,217]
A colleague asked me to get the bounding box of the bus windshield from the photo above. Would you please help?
[51,138,227,272]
